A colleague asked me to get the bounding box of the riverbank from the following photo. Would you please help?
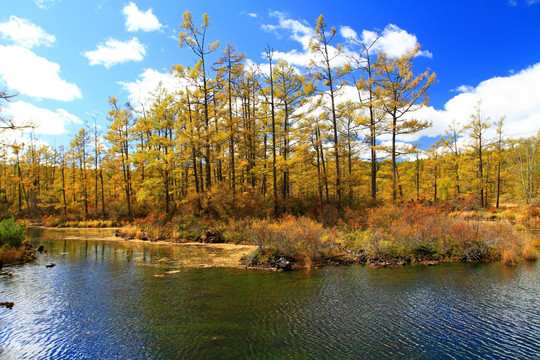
[29,226,258,269]
[0,218,37,268]
[23,202,540,270]
[0,244,37,267]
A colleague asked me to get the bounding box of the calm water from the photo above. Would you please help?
[1,228,539,359]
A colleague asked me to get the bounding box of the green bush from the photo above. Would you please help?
[0,217,26,248]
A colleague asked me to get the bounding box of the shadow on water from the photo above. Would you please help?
[0,228,539,359]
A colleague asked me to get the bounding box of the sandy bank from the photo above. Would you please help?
[33,227,258,268]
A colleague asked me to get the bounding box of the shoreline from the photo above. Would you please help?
[28,225,540,270]
[29,226,258,269]
[35,225,257,250]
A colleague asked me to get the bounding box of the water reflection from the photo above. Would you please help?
[0,228,539,359]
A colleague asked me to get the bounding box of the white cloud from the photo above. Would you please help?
[360,24,433,58]
[262,13,431,69]
[407,62,540,142]
[84,37,146,68]
[0,45,82,101]
[119,68,188,110]
[340,26,358,41]
[262,11,312,49]
[123,2,163,32]
[247,13,258,18]
[0,16,55,49]
[452,85,474,93]
[7,101,81,135]
[33,0,56,9]
[261,12,349,68]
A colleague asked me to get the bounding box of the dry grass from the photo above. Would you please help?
[116,225,138,239]
[522,239,539,261]
[351,204,531,264]
[250,215,330,266]
[501,249,518,265]
[0,246,25,265]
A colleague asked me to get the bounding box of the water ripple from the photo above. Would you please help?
[1,233,540,359]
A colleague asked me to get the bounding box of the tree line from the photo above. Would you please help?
[0,13,538,220]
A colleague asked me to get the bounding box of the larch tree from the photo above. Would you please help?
[465,103,491,207]
[426,141,442,202]
[338,101,361,205]
[493,116,506,208]
[376,44,436,202]
[87,113,106,218]
[71,128,90,217]
[106,96,134,218]
[509,133,539,205]
[273,59,308,203]
[309,14,350,209]
[348,34,383,202]
[442,119,463,197]
[237,65,261,190]
[178,11,219,191]
[259,45,279,215]
[145,89,177,214]
[213,43,246,196]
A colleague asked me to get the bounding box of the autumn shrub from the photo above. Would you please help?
[250,215,329,265]
[521,240,538,261]
[356,203,530,263]
[361,204,447,260]
[0,245,26,265]
[522,206,540,228]
[220,218,252,244]
[501,248,518,265]
[339,229,370,251]
[116,225,138,239]
[171,214,209,241]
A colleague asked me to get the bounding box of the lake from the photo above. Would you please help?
[1,227,539,359]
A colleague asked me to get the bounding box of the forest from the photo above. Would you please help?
[0,13,539,267]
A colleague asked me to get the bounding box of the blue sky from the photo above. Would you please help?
[0,0,539,148]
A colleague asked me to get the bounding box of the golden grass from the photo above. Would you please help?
[522,241,539,261]
[501,249,518,266]
[0,246,25,265]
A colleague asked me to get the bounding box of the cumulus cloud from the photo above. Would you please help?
[340,26,358,41]
[358,24,432,58]
[262,12,431,68]
[0,16,55,49]
[7,101,81,135]
[118,68,188,110]
[261,11,349,67]
[123,2,163,32]
[84,37,146,68]
[0,45,82,101]
[405,62,540,142]
[262,11,313,48]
